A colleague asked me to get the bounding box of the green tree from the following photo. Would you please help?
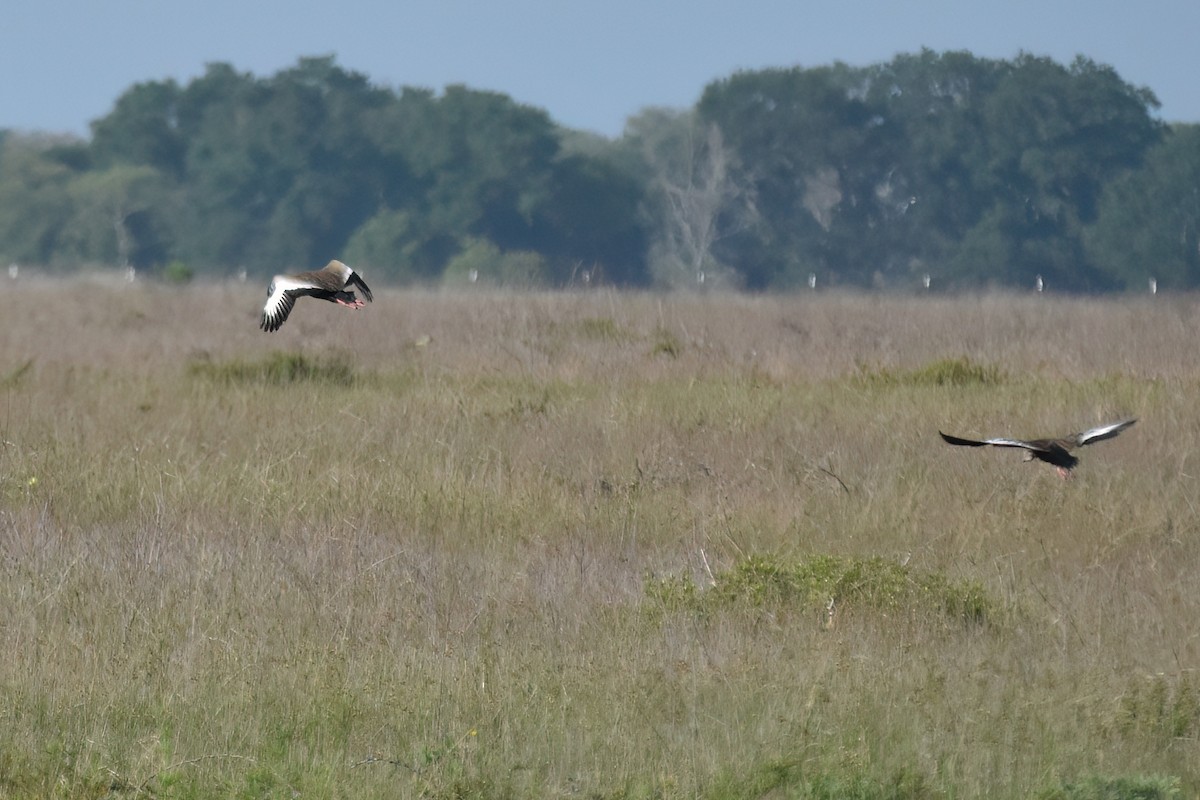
[164,57,391,272]
[90,80,186,178]
[342,208,458,283]
[354,83,648,284]
[403,85,559,249]
[863,50,1004,285]
[526,151,649,285]
[109,63,259,269]
[39,56,653,283]
[0,133,79,267]
[1087,124,1200,288]
[962,54,1162,288]
[62,164,174,267]
[443,238,547,287]
[6,50,1172,291]
[697,63,884,287]
[697,52,1163,290]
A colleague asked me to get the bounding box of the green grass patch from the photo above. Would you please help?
[651,326,683,358]
[648,553,996,625]
[1036,773,1181,800]
[0,358,34,389]
[575,316,633,342]
[1117,672,1200,741]
[856,356,1004,387]
[705,761,937,800]
[187,351,358,386]
[161,259,195,285]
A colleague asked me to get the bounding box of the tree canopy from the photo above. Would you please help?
[0,50,1191,291]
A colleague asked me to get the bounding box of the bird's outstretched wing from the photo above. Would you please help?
[261,275,308,332]
[939,431,1041,452]
[1074,419,1136,447]
[939,432,991,448]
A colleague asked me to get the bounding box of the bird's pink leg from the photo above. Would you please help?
[1056,466,1072,480]
[334,298,366,309]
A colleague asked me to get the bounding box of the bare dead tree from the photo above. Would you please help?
[633,111,757,289]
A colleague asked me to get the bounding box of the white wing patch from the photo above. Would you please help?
[261,275,309,332]
[982,437,1039,449]
[1076,419,1136,446]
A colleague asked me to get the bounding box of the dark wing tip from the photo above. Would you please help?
[260,309,282,332]
[349,271,373,302]
[940,431,987,447]
[260,292,295,332]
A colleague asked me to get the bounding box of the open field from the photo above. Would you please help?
[1,279,1198,798]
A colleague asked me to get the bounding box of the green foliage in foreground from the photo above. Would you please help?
[187,351,358,386]
[855,356,1005,388]
[1117,672,1200,741]
[1036,774,1181,800]
[647,553,996,626]
[574,316,634,343]
[161,259,194,285]
[0,358,34,389]
[411,766,1183,800]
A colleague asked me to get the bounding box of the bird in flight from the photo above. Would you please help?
[939,419,1136,479]
[260,260,373,332]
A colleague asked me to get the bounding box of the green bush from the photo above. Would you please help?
[651,326,683,358]
[856,356,1004,387]
[444,238,548,287]
[0,358,33,389]
[187,351,357,386]
[647,553,995,625]
[575,316,631,342]
[161,259,194,285]
[1037,774,1181,800]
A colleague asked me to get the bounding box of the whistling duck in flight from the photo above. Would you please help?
[260,260,373,332]
[939,419,1136,478]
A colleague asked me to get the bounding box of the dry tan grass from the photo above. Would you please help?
[1,278,1198,798]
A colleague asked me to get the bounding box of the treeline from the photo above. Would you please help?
[1,50,1197,291]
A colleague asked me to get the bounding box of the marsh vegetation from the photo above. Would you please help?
[0,280,1196,798]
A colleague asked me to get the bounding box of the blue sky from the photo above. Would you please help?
[4,0,1198,139]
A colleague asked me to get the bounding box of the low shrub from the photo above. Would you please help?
[647,552,995,626]
[187,351,357,386]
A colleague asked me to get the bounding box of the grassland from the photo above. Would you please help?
[1,278,1198,798]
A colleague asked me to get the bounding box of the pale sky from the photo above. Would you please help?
[4,0,1198,139]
